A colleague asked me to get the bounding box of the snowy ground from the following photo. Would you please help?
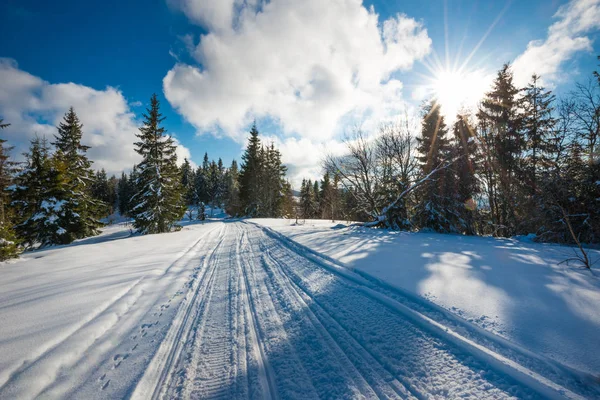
[252,219,600,376]
[0,219,598,399]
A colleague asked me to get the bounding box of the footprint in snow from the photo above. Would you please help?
[112,353,129,369]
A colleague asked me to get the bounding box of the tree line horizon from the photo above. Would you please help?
[0,56,598,266]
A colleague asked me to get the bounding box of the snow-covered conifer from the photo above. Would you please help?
[132,94,185,234]
[52,107,104,241]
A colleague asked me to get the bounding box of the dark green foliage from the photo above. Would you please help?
[11,138,70,247]
[132,94,185,234]
[0,120,20,259]
[51,108,105,242]
[91,169,117,215]
[117,172,131,216]
[451,115,479,235]
[413,100,456,232]
[42,107,106,244]
[206,160,221,216]
[238,123,288,217]
[180,158,197,206]
[118,167,139,217]
[239,123,262,216]
[299,179,315,219]
[224,160,241,216]
[476,64,523,236]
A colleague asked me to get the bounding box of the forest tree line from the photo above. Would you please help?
[0,95,291,259]
[304,58,600,252]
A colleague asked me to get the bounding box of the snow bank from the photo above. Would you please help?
[252,218,600,376]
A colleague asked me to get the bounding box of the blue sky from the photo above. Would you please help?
[1,0,599,186]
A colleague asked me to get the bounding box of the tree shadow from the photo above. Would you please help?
[263,223,600,378]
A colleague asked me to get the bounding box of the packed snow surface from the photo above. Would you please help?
[0,220,598,399]
[253,219,600,376]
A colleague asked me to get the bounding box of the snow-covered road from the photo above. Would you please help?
[0,222,596,399]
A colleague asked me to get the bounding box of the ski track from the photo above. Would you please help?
[145,222,589,400]
[0,223,222,399]
[2,221,596,399]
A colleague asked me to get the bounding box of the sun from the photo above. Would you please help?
[432,69,470,118]
[428,67,490,122]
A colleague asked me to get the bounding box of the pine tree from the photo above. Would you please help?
[451,114,479,234]
[180,158,196,206]
[261,143,287,217]
[299,179,309,218]
[217,158,226,209]
[11,138,70,248]
[239,123,262,216]
[92,169,112,215]
[207,160,221,217]
[521,74,557,190]
[52,107,104,241]
[194,165,207,208]
[117,171,131,216]
[224,160,241,216]
[132,94,185,234]
[477,64,523,236]
[0,120,20,259]
[281,180,295,218]
[518,75,558,233]
[107,174,118,213]
[312,180,320,217]
[319,172,332,219]
[414,100,454,232]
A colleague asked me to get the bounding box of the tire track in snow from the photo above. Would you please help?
[29,224,223,399]
[181,225,237,399]
[236,224,278,400]
[131,224,227,400]
[240,223,322,399]
[256,237,417,400]
[249,222,588,400]
[0,223,223,399]
[249,223,535,399]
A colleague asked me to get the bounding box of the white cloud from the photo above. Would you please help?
[259,135,348,188]
[0,59,192,174]
[512,0,600,86]
[167,0,237,33]
[164,0,431,182]
[172,136,196,168]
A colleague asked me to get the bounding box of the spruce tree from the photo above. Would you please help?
[224,160,241,216]
[239,123,262,216]
[300,179,313,219]
[207,160,221,216]
[451,114,479,234]
[11,138,69,248]
[312,180,320,217]
[132,94,185,234]
[263,143,287,217]
[477,64,522,236]
[180,158,196,206]
[519,75,558,233]
[107,175,118,213]
[52,107,104,241]
[521,74,557,190]
[281,180,295,218]
[92,168,112,215]
[194,165,207,208]
[0,120,20,259]
[414,100,454,232]
[319,172,332,219]
[117,171,131,216]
